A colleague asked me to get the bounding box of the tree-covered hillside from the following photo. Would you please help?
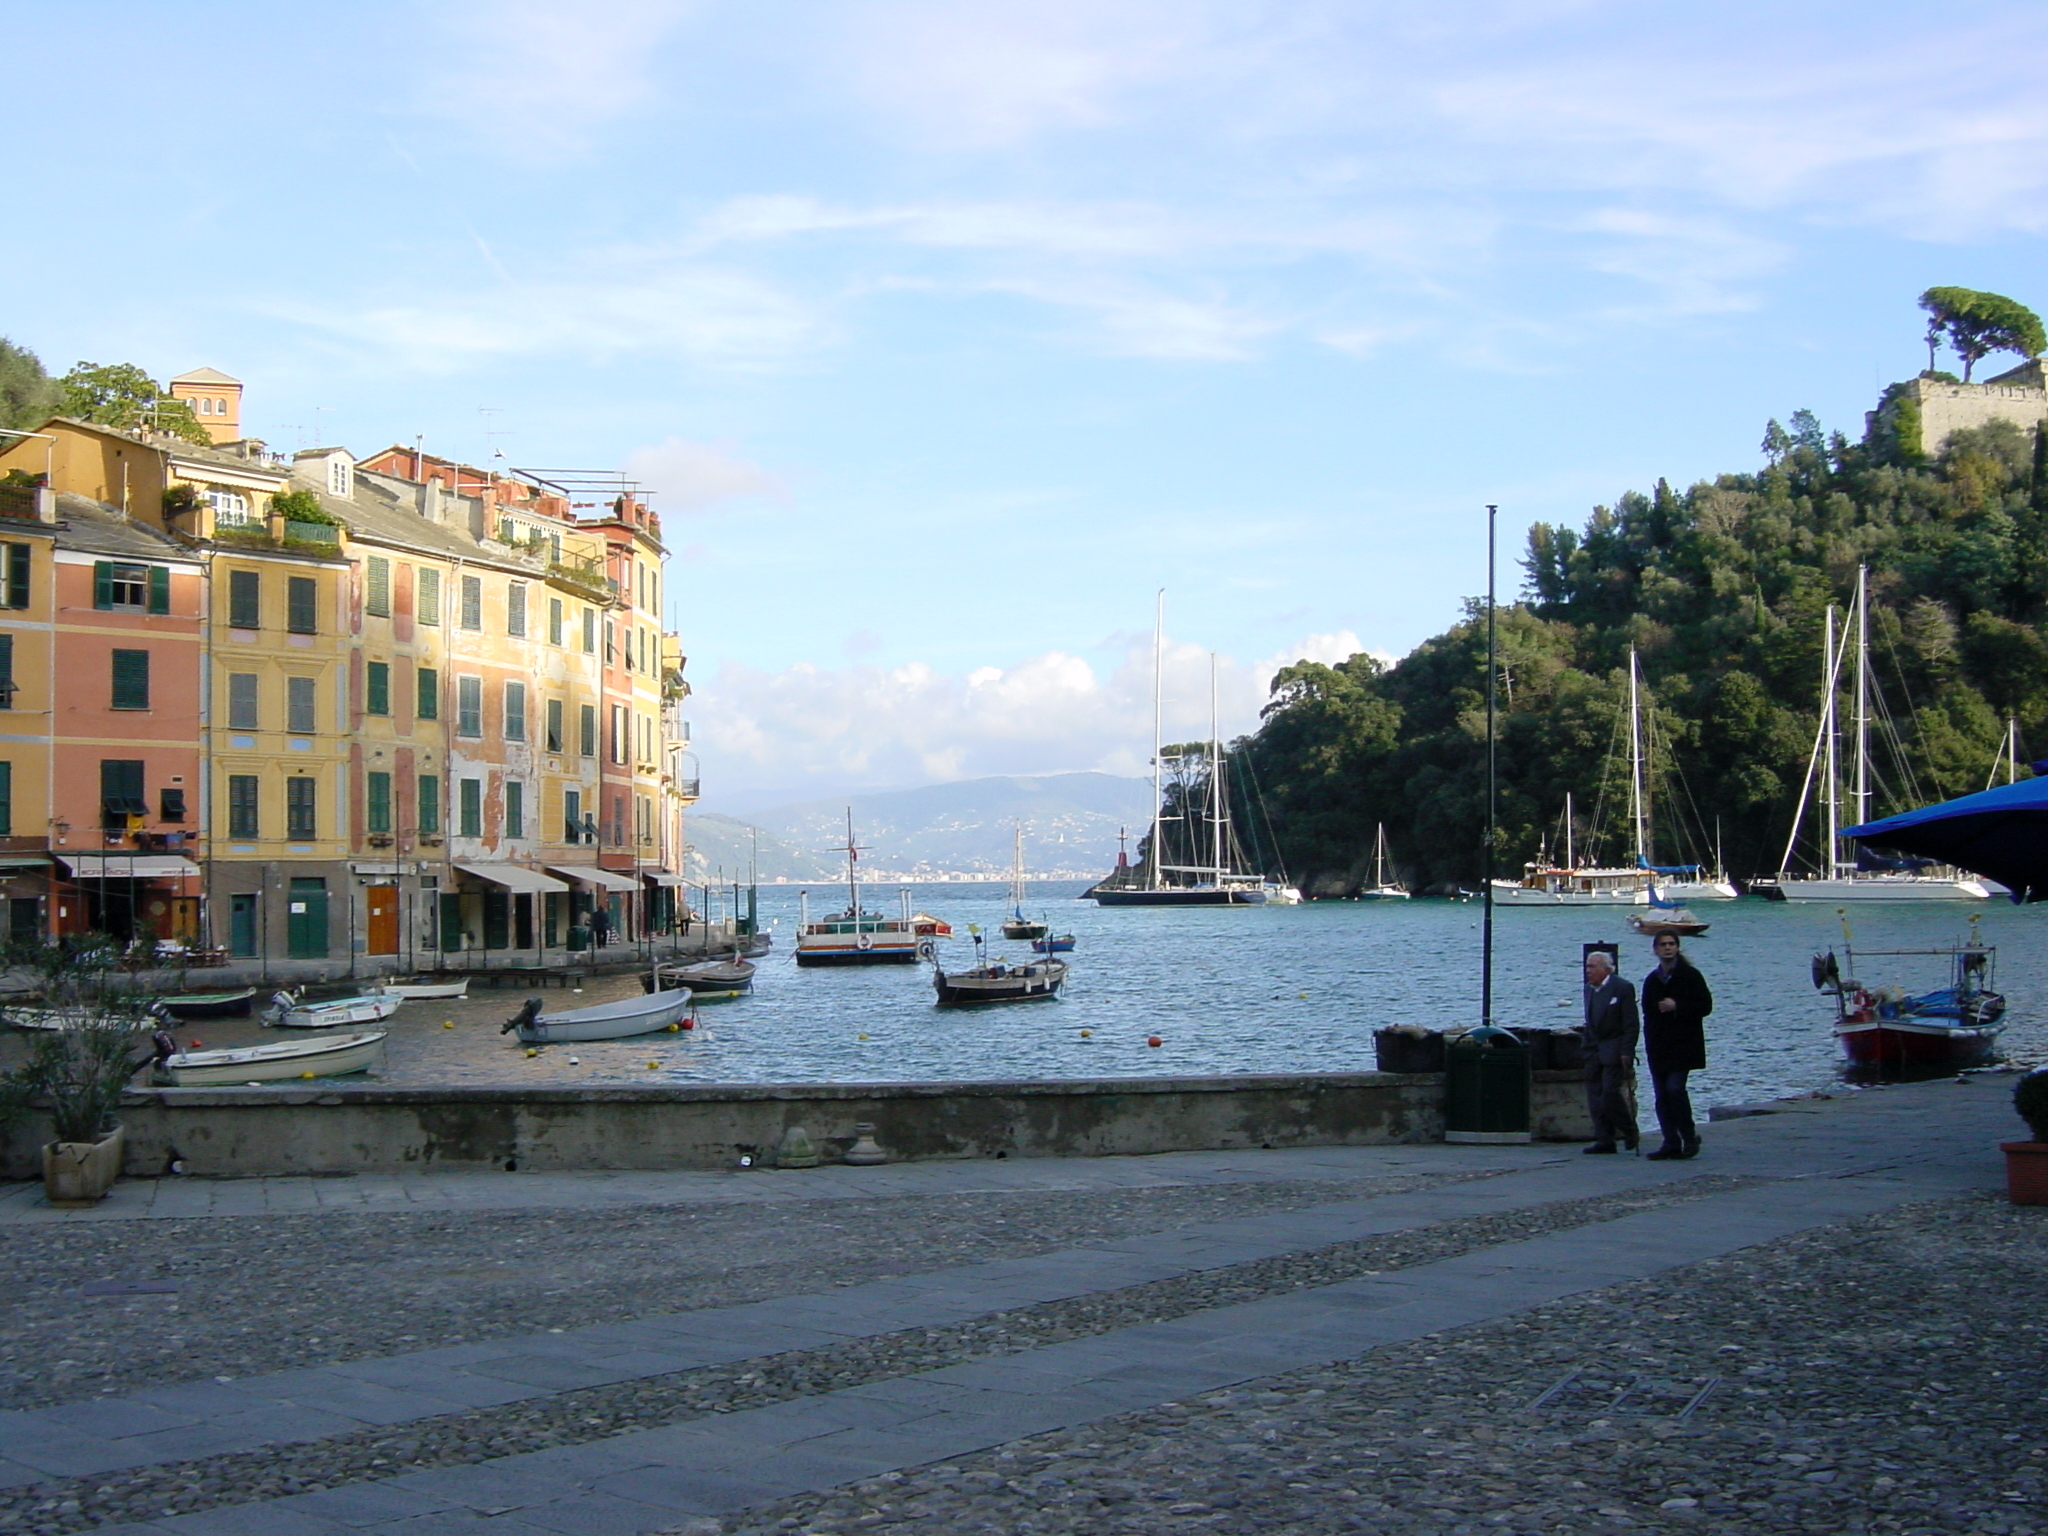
[1237,394,2048,896]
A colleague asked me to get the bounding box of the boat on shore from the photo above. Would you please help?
[501,988,696,1043]
[148,988,258,1020]
[153,1030,387,1086]
[375,978,470,1001]
[265,991,403,1029]
[1813,921,2005,1072]
[933,954,1068,1007]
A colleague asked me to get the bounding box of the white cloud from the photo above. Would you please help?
[623,438,785,514]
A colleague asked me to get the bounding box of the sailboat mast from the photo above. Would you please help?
[846,809,860,930]
[1628,650,1647,868]
[1149,590,1164,892]
[1564,791,1574,870]
[1852,565,1870,840]
[1210,653,1224,880]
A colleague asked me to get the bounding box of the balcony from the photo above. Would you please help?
[547,554,614,602]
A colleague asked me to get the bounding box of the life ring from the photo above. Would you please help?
[916,939,936,960]
[856,933,873,951]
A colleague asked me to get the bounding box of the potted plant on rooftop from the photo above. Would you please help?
[2005,1069,2048,1206]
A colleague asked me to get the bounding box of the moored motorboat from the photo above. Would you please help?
[153,1030,388,1087]
[375,978,470,1000]
[501,988,696,1043]
[1031,933,1077,954]
[643,957,756,994]
[149,988,259,1020]
[265,991,404,1029]
[1813,924,2006,1072]
[932,954,1068,1007]
[1628,910,1710,938]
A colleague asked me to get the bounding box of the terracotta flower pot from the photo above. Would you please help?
[2000,1140,2048,1206]
[43,1125,125,1208]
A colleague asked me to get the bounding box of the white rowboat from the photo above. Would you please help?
[156,1030,388,1087]
[266,992,404,1029]
[502,988,695,1044]
[375,979,471,1000]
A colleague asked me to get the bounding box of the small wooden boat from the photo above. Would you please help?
[153,1030,388,1087]
[641,957,756,994]
[1814,928,2006,1073]
[1628,910,1709,938]
[1031,934,1077,954]
[375,978,470,1000]
[265,991,404,1029]
[150,988,258,1020]
[501,988,696,1043]
[933,956,1068,1007]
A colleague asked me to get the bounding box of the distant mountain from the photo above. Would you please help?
[691,773,1157,878]
[680,813,840,884]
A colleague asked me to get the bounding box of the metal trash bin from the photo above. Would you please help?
[1444,1025,1532,1144]
[567,925,591,953]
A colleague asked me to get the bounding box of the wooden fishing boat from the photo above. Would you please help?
[1031,933,1077,954]
[501,987,696,1043]
[1628,911,1710,938]
[1814,927,2006,1072]
[375,978,471,1000]
[150,988,259,1020]
[932,956,1068,1007]
[642,957,756,994]
[265,991,404,1029]
[153,1030,387,1087]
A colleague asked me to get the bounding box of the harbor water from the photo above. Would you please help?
[344,883,2048,1111]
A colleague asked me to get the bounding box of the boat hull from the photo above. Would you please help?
[513,989,695,1043]
[1001,922,1048,940]
[1491,883,1648,906]
[1773,877,1989,902]
[270,994,403,1029]
[153,989,258,1020]
[795,941,923,965]
[159,1030,388,1086]
[1031,935,1077,953]
[1090,886,1268,906]
[934,960,1067,1006]
[376,980,470,1000]
[1836,1018,2001,1071]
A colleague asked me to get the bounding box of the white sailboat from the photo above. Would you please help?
[1630,651,1737,900]
[1772,566,1987,902]
[1000,823,1048,939]
[1358,824,1408,900]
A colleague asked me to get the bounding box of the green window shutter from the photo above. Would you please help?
[228,774,260,838]
[0,634,12,706]
[3,544,27,609]
[459,778,481,837]
[147,565,170,614]
[416,666,439,720]
[111,649,150,710]
[366,771,392,834]
[93,561,113,610]
[366,556,391,617]
[505,780,523,838]
[366,661,390,716]
[287,576,317,634]
[0,760,11,836]
[418,774,440,834]
[227,569,259,628]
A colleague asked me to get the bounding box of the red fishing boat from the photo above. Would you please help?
[1812,922,2006,1072]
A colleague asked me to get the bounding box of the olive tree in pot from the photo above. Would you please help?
[0,939,149,1206]
[2004,1069,2048,1207]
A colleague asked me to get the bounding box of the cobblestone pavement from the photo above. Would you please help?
[0,1074,2037,1535]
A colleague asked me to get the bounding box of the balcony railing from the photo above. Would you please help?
[285,519,340,545]
[547,556,613,601]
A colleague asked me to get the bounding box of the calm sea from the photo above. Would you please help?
[376,882,2048,1111]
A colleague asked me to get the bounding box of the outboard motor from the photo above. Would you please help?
[500,997,544,1036]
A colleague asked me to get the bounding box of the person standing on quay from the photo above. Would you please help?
[1581,949,1640,1154]
[1641,932,1712,1160]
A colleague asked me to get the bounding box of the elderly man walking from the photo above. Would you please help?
[1581,949,1640,1155]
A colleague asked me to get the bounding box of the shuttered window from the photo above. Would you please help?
[504,681,526,741]
[287,676,316,734]
[286,576,317,634]
[548,597,563,646]
[0,543,29,609]
[507,582,527,637]
[366,771,392,834]
[0,634,12,709]
[227,672,258,729]
[227,569,260,628]
[110,649,150,710]
[505,780,523,838]
[545,697,564,753]
[460,575,482,630]
[579,704,596,757]
[286,776,316,838]
[366,661,390,716]
[366,556,391,618]
[416,666,439,720]
[100,759,145,825]
[581,606,595,653]
[565,788,582,843]
[418,773,441,834]
[0,761,10,835]
[417,567,442,625]
[94,561,159,611]
[458,777,481,837]
[227,775,259,838]
[456,675,482,737]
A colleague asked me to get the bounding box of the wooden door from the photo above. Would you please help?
[366,884,399,955]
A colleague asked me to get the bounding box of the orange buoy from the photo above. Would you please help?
[1147,1035,1163,1048]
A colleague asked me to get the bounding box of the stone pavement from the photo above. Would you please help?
[0,1074,2023,1534]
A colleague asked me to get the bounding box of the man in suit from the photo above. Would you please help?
[1581,949,1640,1154]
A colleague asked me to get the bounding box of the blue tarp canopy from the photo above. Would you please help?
[1843,774,2048,902]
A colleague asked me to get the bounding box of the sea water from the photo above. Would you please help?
[381,882,2048,1111]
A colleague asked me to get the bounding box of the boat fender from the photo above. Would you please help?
[856,933,872,950]
[916,939,936,960]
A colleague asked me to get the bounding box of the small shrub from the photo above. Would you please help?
[2015,1068,2048,1143]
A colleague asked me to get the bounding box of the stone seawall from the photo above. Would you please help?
[2,1071,1596,1178]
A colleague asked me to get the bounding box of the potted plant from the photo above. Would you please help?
[2005,1069,2048,1206]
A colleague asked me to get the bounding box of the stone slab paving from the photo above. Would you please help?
[0,1074,2020,1534]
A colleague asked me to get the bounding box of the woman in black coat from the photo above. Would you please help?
[1641,933,1712,1160]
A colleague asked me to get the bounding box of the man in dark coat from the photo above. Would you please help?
[1581,949,1640,1154]
[1641,932,1712,1160]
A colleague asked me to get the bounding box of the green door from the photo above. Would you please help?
[286,878,328,958]
[440,892,464,951]
[228,893,257,956]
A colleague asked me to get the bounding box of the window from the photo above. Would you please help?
[0,761,10,834]
[610,704,626,764]
[545,697,564,753]
[456,675,482,737]
[417,568,442,625]
[206,487,252,525]
[287,576,317,634]
[458,777,481,837]
[227,774,259,838]
[111,649,150,710]
[581,606,595,653]
[366,661,390,716]
[417,773,441,834]
[507,582,527,637]
[329,460,351,497]
[605,621,616,666]
[505,780,523,838]
[0,543,29,609]
[100,759,145,826]
[0,634,11,708]
[366,556,391,618]
[504,681,526,742]
[416,666,439,720]
[564,788,582,844]
[95,561,167,613]
[610,793,625,847]
[459,575,482,630]
[366,771,392,834]
[287,676,316,734]
[579,704,596,757]
[286,776,316,838]
[548,597,563,646]
[227,672,259,729]
[161,788,186,822]
[227,569,260,628]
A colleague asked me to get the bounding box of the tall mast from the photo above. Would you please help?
[1210,652,1224,879]
[1855,568,1871,826]
[1628,649,1647,868]
[1149,590,1164,891]
[1564,790,1574,869]
[1822,604,1839,872]
[845,808,860,927]
[1481,503,1496,1032]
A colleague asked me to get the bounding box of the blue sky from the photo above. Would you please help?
[5,1,2044,807]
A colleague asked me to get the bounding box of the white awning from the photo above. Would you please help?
[642,872,690,886]
[0,855,52,869]
[56,854,201,881]
[453,861,569,894]
[545,864,641,893]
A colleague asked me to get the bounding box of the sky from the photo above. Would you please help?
[4,1,2045,809]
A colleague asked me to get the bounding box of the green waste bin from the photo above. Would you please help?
[567,925,591,953]
[1444,1025,1532,1144]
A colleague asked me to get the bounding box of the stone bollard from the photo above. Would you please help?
[842,1122,888,1166]
[776,1124,820,1169]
